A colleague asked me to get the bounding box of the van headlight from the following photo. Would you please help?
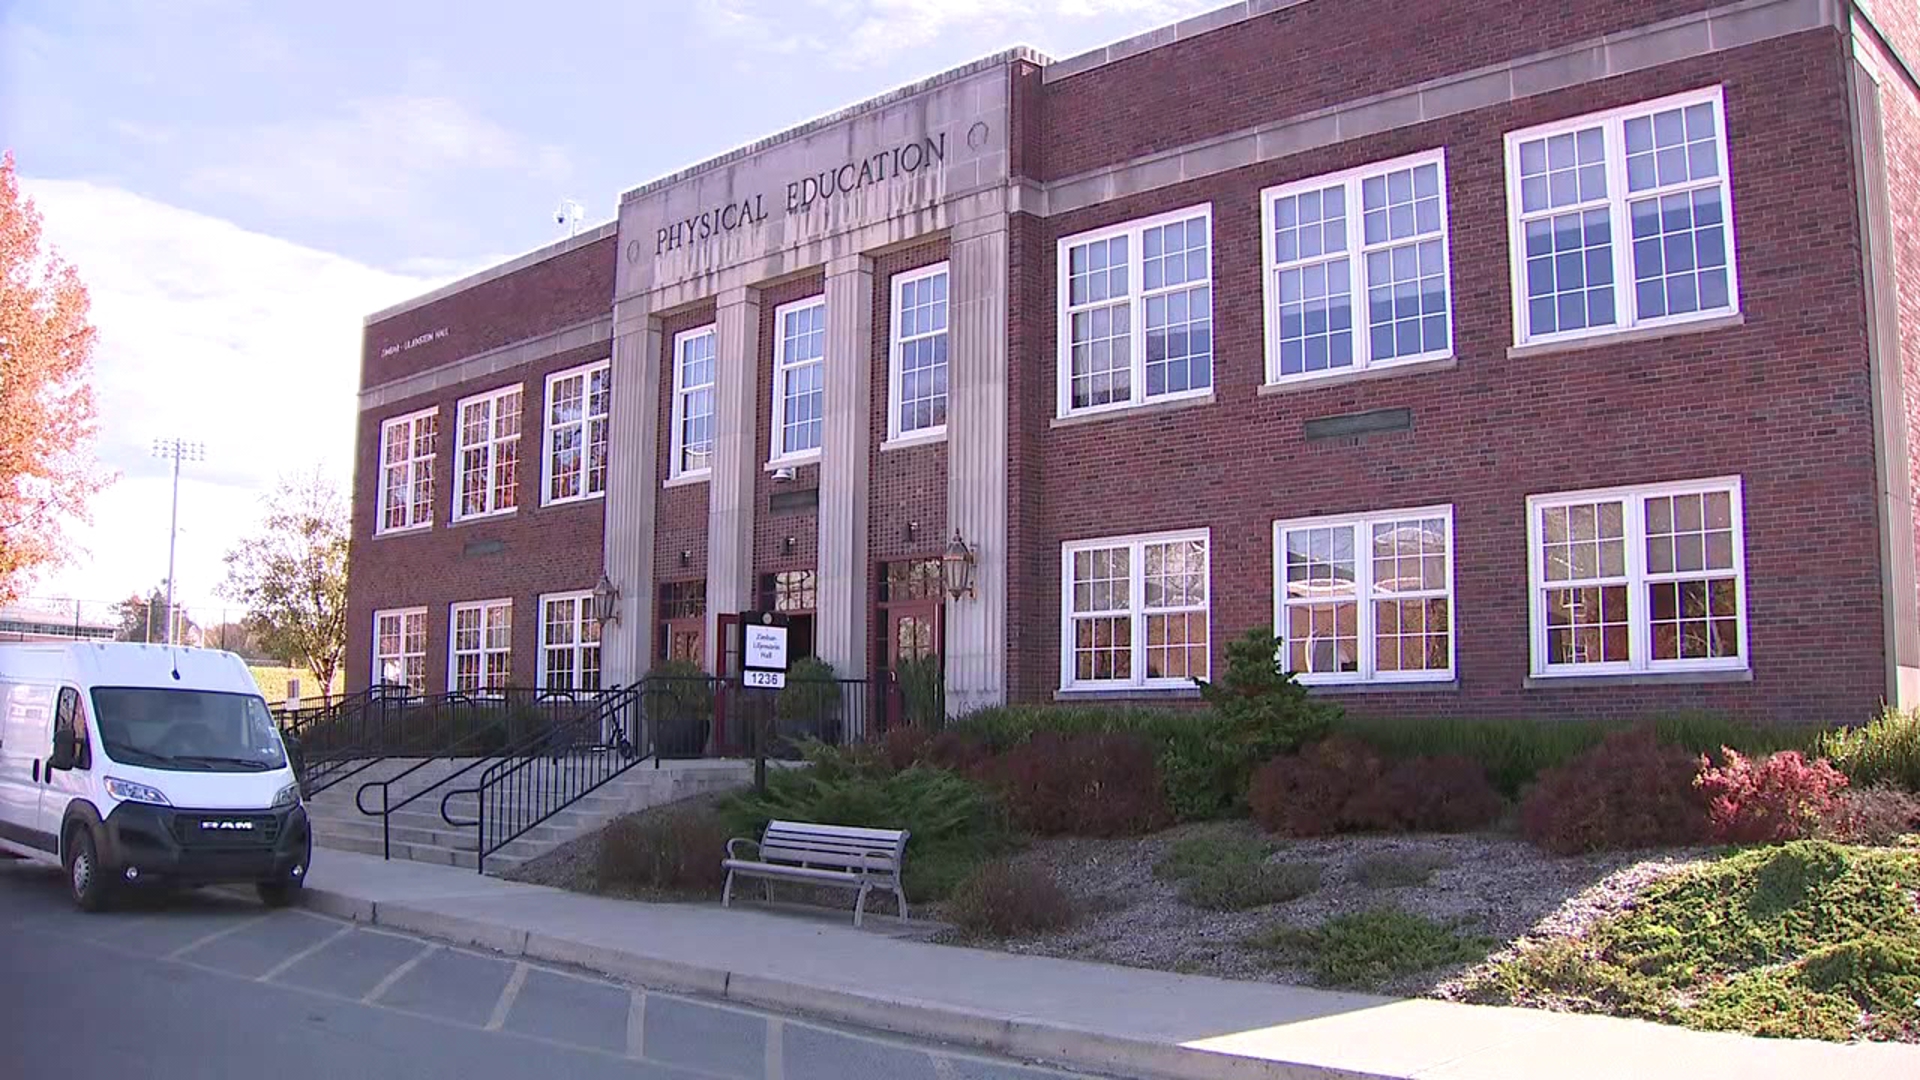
[272,782,301,809]
[103,777,171,806]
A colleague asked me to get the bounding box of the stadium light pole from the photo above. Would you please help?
[151,438,205,645]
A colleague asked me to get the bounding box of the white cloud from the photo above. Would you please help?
[16,177,445,622]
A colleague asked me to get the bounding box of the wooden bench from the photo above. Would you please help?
[721,820,910,926]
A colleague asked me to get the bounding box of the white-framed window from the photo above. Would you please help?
[449,599,512,694]
[1056,205,1213,418]
[374,608,428,694]
[770,297,825,462]
[1262,150,1453,384]
[1274,507,1455,684]
[889,263,949,441]
[543,360,610,505]
[1526,476,1748,677]
[1505,86,1739,347]
[539,591,602,691]
[454,384,522,520]
[1060,529,1210,691]
[670,325,716,480]
[377,408,437,534]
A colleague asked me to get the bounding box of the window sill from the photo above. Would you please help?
[882,430,947,452]
[766,453,821,471]
[1259,355,1456,396]
[1051,392,1215,429]
[373,524,432,539]
[1303,679,1459,695]
[450,509,517,527]
[1524,667,1752,690]
[1507,312,1746,360]
[542,492,607,507]
[1054,686,1203,702]
[664,472,710,489]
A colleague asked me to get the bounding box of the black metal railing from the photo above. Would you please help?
[357,687,629,860]
[649,674,871,758]
[441,686,647,872]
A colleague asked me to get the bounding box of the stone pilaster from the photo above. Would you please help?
[706,286,762,670]
[814,254,875,679]
[600,304,661,685]
[944,219,1010,713]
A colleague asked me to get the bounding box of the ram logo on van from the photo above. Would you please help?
[200,820,255,831]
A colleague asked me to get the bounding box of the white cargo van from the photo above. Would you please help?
[0,641,311,910]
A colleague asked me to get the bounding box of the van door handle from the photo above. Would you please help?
[32,759,40,783]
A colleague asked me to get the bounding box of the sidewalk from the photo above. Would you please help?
[295,847,1919,1080]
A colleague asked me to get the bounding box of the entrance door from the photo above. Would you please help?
[875,558,945,732]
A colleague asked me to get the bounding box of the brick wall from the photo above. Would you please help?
[361,236,615,388]
[1040,0,1724,180]
[1012,33,1885,724]
[753,273,827,579]
[1872,5,1920,653]
[1006,211,1050,703]
[343,340,610,692]
[654,302,718,619]
[867,240,952,610]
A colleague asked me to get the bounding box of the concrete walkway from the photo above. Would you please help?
[295,848,1919,1080]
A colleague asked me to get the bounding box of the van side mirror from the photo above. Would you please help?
[48,728,77,772]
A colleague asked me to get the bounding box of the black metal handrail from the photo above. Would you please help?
[441,684,648,872]
[284,685,415,796]
[355,687,623,859]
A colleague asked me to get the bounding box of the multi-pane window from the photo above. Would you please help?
[1057,206,1213,417]
[377,409,436,533]
[1506,87,1737,346]
[881,559,943,603]
[539,592,602,691]
[544,361,610,504]
[449,600,512,694]
[890,264,949,439]
[454,384,522,519]
[772,298,825,461]
[659,580,707,663]
[1274,508,1454,684]
[671,326,716,479]
[374,608,427,694]
[1061,531,1210,690]
[765,570,817,613]
[1262,150,1452,383]
[1528,477,1747,676]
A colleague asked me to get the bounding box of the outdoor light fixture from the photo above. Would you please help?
[905,520,919,543]
[592,574,620,625]
[679,550,690,567]
[783,536,796,556]
[943,528,977,601]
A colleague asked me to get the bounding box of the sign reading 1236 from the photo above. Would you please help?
[743,669,785,689]
[743,618,790,689]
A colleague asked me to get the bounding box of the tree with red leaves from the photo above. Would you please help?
[0,151,107,603]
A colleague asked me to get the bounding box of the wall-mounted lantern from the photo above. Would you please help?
[943,529,977,601]
[592,573,621,626]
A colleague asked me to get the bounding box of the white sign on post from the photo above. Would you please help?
[743,623,789,689]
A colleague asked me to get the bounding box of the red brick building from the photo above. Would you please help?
[344,0,1920,727]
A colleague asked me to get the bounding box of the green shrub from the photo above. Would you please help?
[1351,850,1454,889]
[775,658,843,748]
[646,660,715,757]
[1196,624,1342,763]
[1820,708,1920,792]
[946,859,1074,937]
[1153,827,1274,881]
[596,805,730,895]
[1182,859,1322,911]
[1248,908,1494,988]
[718,744,1008,902]
[895,655,945,730]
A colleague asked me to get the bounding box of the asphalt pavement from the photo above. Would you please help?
[0,858,1105,1080]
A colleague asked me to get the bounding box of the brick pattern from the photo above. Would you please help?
[1010,60,1046,183]
[1006,212,1050,703]
[1877,6,1920,646]
[1040,0,1725,180]
[344,340,610,692]
[1012,36,1887,724]
[361,237,616,389]
[753,273,827,579]
[654,303,718,603]
[867,240,953,629]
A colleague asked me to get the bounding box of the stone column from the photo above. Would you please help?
[600,302,662,685]
[705,286,762,671]
[814,254,875,679]
[945,218,1010,713]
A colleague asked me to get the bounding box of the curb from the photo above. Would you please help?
[294,882,1400,1080]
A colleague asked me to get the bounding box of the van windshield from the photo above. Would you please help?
[90,687,287,772]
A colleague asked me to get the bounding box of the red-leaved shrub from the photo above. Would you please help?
[883,725,934,771]
[1694,748,1848,844]
[1519,727,1709,855]
[882,726,991,777]
[1248,736,1383,837]
[986,732,1169,836]
[1348,755,1506,833]
[1820,785,1920,845]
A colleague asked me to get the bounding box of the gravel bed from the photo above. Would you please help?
[935,822,1711,998]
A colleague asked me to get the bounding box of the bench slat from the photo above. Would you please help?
[723,860,869,887]
[759,837,903,858]
[759,849,897,872]
[762,821,906,843]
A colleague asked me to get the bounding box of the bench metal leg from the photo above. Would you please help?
[722,869,735,909]
[853,883,870,928]
[895,885,909,922]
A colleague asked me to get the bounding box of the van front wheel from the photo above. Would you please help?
[65,827,115,912]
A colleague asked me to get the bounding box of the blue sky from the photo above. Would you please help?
[0,0,1212,621]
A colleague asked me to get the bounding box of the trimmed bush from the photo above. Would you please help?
[1196,624,1343,762]
[882,724,935,772]
[986,732,1170,837]
[774,657,842,751]
[596,805,730,895]
[1182,859,1322,911]
[1347,756,1505,833]
[1695,749,1849,844]
[1820,786,1920,846]
[946,859,1074,937]
[951,705,1243,821]
[1820,708,1920,792]
[1351,850,1454,888]
[646,661,714,757]
[1248,736,1384,837]
[1153,827,1274,881]
[1519,728,1709,855]
[1247,908,1494,988]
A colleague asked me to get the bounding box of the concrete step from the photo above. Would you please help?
[311,828,480,870]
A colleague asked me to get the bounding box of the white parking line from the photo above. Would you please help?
[361,942,437,1005]
[765,1017,785,1080]
[163,913,270,960]
[626,989,646,1059]
[257,923,355,983]
[485,962,530,1031]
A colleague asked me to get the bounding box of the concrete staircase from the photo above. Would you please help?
[304,757,752,874]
